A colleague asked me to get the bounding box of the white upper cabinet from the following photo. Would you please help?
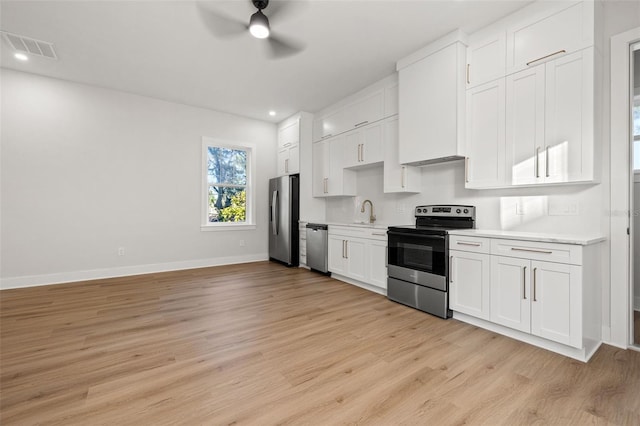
[506,1,594,74]
[397,32,466,166]
[312,77,398,142]
[465,78,506,188]
[504,48,594,186]
[276,114,302,176]
[312,136,356,198]
[343,121,384,169]
[383,117,420,193]
[466,31,506,89]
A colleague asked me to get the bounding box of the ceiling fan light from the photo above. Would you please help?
[249,10,270,39]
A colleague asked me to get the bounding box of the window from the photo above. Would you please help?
[202,138,255,229]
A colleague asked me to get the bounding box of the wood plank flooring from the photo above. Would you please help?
[1,261,639,425]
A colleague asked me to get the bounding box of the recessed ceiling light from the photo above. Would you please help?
[269,111,276,117]
[14,52,28,61]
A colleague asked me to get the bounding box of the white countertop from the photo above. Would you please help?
[448,229,606,246]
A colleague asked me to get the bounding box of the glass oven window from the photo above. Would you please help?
[388,232,446,275]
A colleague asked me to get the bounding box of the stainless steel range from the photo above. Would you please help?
[387,205,476,318]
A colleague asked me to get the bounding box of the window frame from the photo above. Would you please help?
[201,137,256,231]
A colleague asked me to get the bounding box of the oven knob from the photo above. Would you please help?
[417,208,422,213]
[464,209,469,214]
[456,209,461,214]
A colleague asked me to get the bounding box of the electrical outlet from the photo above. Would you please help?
[239,240,245,247]
[117,247,125,256]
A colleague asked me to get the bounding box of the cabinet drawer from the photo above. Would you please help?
[491,238,582,265]
[329,225,387,241]
[449,236,491,254]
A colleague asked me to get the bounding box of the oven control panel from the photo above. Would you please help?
[415,205,475,219]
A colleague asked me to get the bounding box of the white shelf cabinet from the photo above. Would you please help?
[450,249,491,320]
[328,226,388,292]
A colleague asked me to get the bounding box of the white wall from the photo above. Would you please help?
[326,163,604,236]
[1,69,277,288]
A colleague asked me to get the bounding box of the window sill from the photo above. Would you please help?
[201,224,256,232]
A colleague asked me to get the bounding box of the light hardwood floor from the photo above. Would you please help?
[1,262,639,425]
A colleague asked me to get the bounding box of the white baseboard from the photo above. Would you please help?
[0,253,269,290]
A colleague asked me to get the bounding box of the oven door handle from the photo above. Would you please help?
[387,231,446,240]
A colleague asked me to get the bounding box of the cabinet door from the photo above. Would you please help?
[530,261,582,348]
[465,79,506,188]
[277,148,288,177]
[544,48,593,183]
[312,141,329,197]
[278,119,300,148]
[466,31,506,89]
[288,145,300,174]
[505,66,545,185]
[368,239,388,290]
[343,131,361,169]
[449,250,491,320]
[321,109,346,140]
[383,117,420,193]
[361,122,383,165]
[345,238,366,282]
[384,83,399,117]
[328,135,356,196]
[328,235,346,275]
[490,256,530,333]
[348,90,384,130]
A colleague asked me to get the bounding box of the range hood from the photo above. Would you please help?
[403,155,465,167]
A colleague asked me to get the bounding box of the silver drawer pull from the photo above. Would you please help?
[354,120,369,128]
[372,232,386,236]
[321,134,333,139]
[526,49,566,66]
[511,247,553,254]
[456,242,481,247]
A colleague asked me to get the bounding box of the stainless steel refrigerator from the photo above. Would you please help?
[269,174,299,266]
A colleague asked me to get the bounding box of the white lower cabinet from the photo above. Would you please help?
[328,226,388,292]
[491,256,580,348]
[449,249,491,320]
[449,233,602,361]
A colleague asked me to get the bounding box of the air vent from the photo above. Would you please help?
[1,32,57,60]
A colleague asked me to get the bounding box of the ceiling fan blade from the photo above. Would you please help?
[266,32,305,59]
[197,3,248,39]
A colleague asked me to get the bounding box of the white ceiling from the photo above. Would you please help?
[1,0,533,123]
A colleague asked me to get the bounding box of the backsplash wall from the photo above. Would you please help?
[325,161,605,236]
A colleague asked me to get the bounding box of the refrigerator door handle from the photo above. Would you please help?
[271,190,279,235]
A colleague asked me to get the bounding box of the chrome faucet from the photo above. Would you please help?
[361,199,376,224]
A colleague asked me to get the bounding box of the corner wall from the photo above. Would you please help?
[1,70,277,289]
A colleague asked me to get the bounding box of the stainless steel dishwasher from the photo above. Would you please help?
[306,223,329,274]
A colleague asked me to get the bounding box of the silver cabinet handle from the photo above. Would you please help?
[545,146,550,177]
[535,147,540,178]
[285,158,289,173]
[465,157,469,183]
[466,64,470,84]
[401,166,406,188]
[360,144,364,162]
[511,247,553,254]
[372,232,386,236]
[523,266,527,300]
[449,255,454,283]
[345,240,349,259]
[321,134,333,139]
[456,242,481,247]
[323,178,328,194]
[526,50,566,66]
[533,267,537,301]
[354,121,368,128]
[342,240,346,258]
[283,142,292,147]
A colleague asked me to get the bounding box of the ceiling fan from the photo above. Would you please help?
[197,0,306,60]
